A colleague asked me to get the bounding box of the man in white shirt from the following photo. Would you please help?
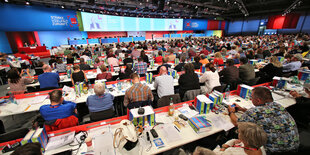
[154,66,174,99]
[227,45,238,56]
[283,54,302,73]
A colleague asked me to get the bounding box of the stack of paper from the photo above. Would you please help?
[45,131,75,151]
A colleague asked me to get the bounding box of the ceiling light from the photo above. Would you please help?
[5,0,9,3]
[61,5,64,9]
[26,1,30,5]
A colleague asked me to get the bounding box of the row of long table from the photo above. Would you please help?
[0,82,298,155]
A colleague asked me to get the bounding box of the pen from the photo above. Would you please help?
[174,126,180,132]
[24,105,31,112]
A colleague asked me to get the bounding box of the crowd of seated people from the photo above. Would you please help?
[3,33,310,154]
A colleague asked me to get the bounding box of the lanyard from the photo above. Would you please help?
[232,145,259,151]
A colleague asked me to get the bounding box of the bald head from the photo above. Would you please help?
[43,64,52,72]
[159,66,167,75]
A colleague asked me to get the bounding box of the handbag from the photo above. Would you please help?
[113,120,138,151]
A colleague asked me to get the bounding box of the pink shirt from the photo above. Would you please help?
[94,62,104,68]
[107,57,119,67]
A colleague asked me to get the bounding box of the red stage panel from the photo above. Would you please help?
[87,31,127,38]
[207,20,220,30]
[267,14,300,29]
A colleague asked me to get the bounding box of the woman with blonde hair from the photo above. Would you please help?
[213,52,224,66]
[212,122,267,155]
[257,56,283,83]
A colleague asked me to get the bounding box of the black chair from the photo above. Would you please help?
[90,108,115,122]
[0,128,29,143]
[244,77,260,86]
[183,89,202,101]
[39,87,58,91]
[157,94,181,108]
[212,84,227,93]
[127,100,152,110]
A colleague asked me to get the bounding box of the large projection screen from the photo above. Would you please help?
[81,12,183,31]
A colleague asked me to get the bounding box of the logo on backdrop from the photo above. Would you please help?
[50,15,78,27]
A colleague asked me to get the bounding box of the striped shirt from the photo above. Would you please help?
[134,62,148,75]
[124,83,153,107]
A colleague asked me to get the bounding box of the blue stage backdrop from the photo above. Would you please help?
[183,19,208,30]
[0,4,79,31]
[0,31,12,53]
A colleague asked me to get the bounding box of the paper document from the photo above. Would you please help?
[45,131,75,151]
[160,124,182,143]
[16,95,48,105]
[178,106,198,118]
[272,92,285,101]
[94,132,115,155]
[208,114,234,131]
[88,125,111,137]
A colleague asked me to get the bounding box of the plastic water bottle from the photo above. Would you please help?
[168,98,175,116]
[117,78,122,91]
[9,92,17,104]
[225,85,230,102]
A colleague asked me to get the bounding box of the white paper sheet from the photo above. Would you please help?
[160,124,182,143]
[208,114,234,131]
[45,131,75,151]
[94,132,115,155]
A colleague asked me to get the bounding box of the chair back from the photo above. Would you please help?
[90,108,115,122]
[183,89,202,101]
[44,115,78,132]
[127,100,152,109]
[157,94,181,108]
[245,77,260,86]
[212,84,227,93]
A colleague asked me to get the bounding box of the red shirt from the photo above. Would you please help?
[213,58,224,65]
[199,49,209,56]
[155,56,163,63]
[96,72,112,81]
[14,53,31,61]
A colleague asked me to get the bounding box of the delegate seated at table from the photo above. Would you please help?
[287,83,310,126]
[86,83,115,121]
[39,90,78,132]
[154,51,163,63]
[133,57,148,77]
[219,59,239,85]
[192,56,202,70]
[8,68,33,94]
[96,64,112,81]
[123,53,133,66]
[38,65,59,89]
[157,57,171,73]
[119,64,134,80]
[178,63,200,100]
[71,65,88,85]
[79,58,91,71]
[174,56,186,72]
[227,87,299,153]
[238,57,255,84]
[213,122,267,155]
[199,63,220,94]
[55,59,66,73]
[124,73,153,109]
[154,66,174,98]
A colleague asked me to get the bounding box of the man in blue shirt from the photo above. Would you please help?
[40,90,77,123]
[38,64,60,89]
[86,83,114,113]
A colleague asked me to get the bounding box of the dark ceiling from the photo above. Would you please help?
[2,0,310,19]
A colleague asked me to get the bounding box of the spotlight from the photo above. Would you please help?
[61,5,65,9]
[5,0,9,3]
[26,1,30,5]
